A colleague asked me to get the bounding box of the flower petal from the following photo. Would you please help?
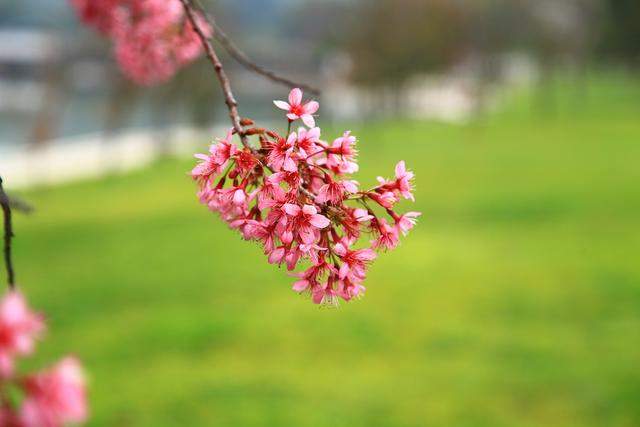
[342,180,359,193]
[268,247,285,264]
[356,248,377,261]
[282,157,298,172]
[309,214,330,228]
[299,227,316,244]
[301,114,316,128]
[312,289,325,304]
[339,263,350,280]
[307,127,321,140]
[292,280,309,292]
[303,101,319,115]
[233,189,245,205]
[333,242,347,256]
[289,88,302,105]
[302,204,317,215]
[283,203,301,216]
[281,229,294,244]
[273,100,290,110]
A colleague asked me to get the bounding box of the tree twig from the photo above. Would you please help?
[192,0,320,96]
[182,0,320,203]
[7,194,34,215]
[0,177,15,289]
[180,0,251,150]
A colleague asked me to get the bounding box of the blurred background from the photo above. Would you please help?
[1,0,639,426]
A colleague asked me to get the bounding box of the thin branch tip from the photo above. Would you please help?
[0,177,16,289]
[179,0,251,149]
[192,0,320,95]
[8,195,34,215]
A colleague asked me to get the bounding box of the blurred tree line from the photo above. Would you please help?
[336,0,640,87]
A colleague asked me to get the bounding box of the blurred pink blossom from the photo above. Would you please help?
[0,291,44,377]
[69,0,211,85]
[0,291,88,426]
[21,357,88,427]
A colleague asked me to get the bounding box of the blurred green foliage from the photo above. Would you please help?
[11,73,640,426]
[345,0,640,87]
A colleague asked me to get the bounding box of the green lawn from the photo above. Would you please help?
[11,74,640,426]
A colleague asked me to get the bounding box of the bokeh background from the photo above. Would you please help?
[1,0,640,426]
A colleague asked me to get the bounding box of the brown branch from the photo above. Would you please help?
[192,0,320,96]
[0,177,15,289]
[182,0,319,205]
[180,0,251,150]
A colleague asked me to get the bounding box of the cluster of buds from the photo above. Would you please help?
[69,0,210,85]
[192,89,420,305]
[0,291,87,427]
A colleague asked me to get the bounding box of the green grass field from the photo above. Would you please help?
[11,74,640,426]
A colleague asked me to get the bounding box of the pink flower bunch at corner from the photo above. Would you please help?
[69,0,211,85]
[0,291,88,427]
[192,89,421,306]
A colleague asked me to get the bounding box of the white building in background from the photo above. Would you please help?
[0,29,60,114]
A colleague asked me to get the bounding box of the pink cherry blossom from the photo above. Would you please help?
[336,277,366,302]
[334,240,377,284]
[69,0,211,85]
[235,150,259,173]
[291,261,334,296]
[20,357,88,427]
[353,208,374,223]
[0,292,44,377]
[396,211,422,236]
[268,246,286,265]
[369,191,398,209]
[258,176,287,210]
[0,291,88,425]
[113,1,212,85]
[206,187,248,219]
[192,130,238,183]
[69,0,121,34]
[274,88,319,127]
[297,242,326,265]
[312,285,339,306]
[266,134,297,172]
[295,127,322,157]
[372,218,400,251]
[229,218,264,241]
[315,178,358,204]
[369,160,417,212]
[282,204,330,244]
[325,131,359,174]
[338,209,364,240]
[193,90,420,304]
[394,161,415,201]
[210,129,238,164]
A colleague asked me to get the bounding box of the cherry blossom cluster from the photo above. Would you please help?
[192,89,420,305]
[0,291,87,427]
[69,0,210,85]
